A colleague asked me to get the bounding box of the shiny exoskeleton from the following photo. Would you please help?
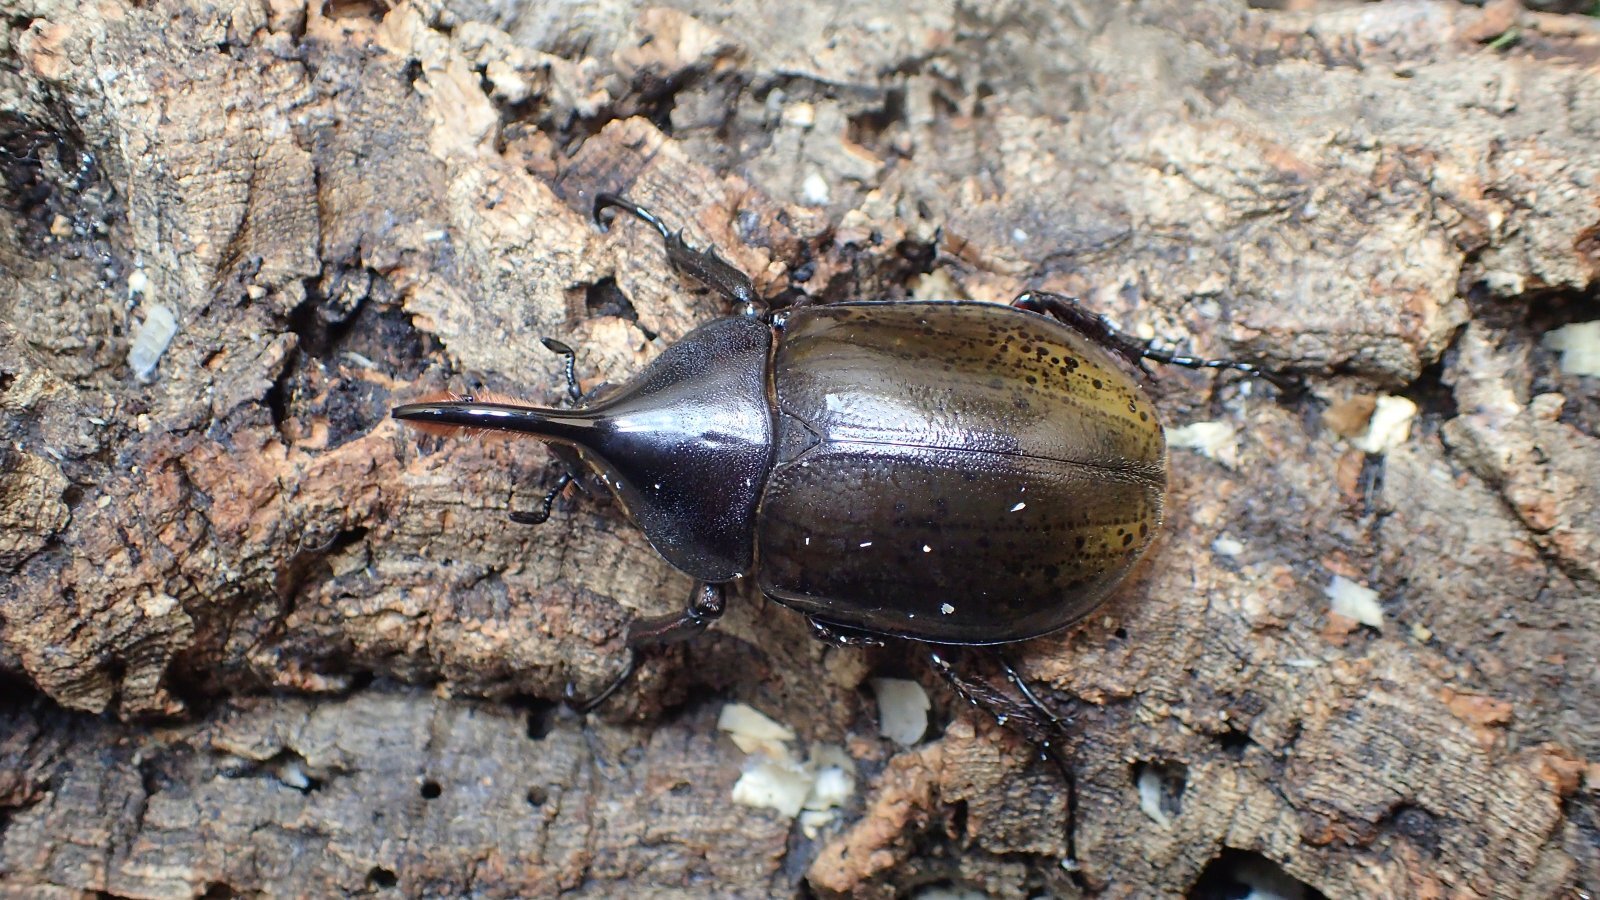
[393,195,1271,714]
[760,301,1164,643]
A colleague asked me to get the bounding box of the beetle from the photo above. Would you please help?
[393,194,1273,712]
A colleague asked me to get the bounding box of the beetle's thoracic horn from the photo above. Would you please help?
[391,400,600,445]
[391,315,776,583]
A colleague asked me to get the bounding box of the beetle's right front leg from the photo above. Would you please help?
[564,582,727,714]
[506,338,594,525]
[592,193,764,317]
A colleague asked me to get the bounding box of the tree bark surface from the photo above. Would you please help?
[1,1,1596,897]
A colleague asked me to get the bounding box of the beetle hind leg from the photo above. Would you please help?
[593,192,764,317]
[564,582,727,714]
[927,650,1075,754]
[998,654,1070,735]
[929,649,1083,875]
[1011,290,1289,388]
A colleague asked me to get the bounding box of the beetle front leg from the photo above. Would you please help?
[624,581,727,647]
[593,193,765,317]
[509,471,573,525]
[504,338,594,525]
[564,582,727,714]
[540,337,583,404]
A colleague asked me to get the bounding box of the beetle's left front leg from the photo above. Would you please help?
[564,582,727,714]
[510,472,573,525]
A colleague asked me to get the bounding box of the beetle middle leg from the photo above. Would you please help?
[807,616,887,649]
[593,192,764,317]
[1011,290,1286,386]
[564,582,727,714]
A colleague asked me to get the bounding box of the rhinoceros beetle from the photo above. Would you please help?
[395,193,1280,867]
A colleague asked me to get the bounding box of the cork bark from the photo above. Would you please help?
[1,1,1597,897]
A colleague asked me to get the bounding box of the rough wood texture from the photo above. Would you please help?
[1,1,1596,897]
